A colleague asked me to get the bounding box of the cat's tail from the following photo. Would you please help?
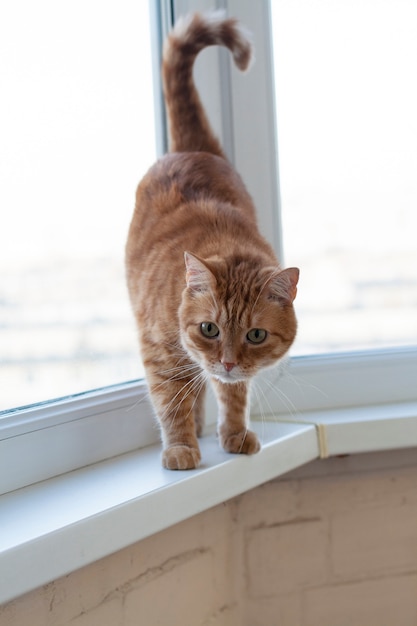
[162,11,253,157]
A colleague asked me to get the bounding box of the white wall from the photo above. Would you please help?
[2,451,417,626]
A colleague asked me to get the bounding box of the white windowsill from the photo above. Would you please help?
[1,401,417,605]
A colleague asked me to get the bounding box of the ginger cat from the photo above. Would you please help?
[126,12,299,470]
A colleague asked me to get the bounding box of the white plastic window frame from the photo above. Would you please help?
[1,0,416,497]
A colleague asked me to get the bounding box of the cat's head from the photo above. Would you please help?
[179,252,299,383]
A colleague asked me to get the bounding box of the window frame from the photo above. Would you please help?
[1,0,416,497]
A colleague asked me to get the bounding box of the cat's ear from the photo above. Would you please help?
[267,267,299,305]
[184,252,215,292]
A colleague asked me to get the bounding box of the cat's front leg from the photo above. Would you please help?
[211,379,260,455]
[148,373,204,470]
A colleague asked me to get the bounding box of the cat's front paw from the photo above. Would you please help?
[220,429,261,455]
[162,444,201,470]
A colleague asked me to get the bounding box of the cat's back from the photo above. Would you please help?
[137,151,255,219]
[127,151,258,254]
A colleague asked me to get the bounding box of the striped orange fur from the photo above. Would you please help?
[126,12,299,470]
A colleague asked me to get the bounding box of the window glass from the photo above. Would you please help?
[0,0,153,411]
[271,0,417,354]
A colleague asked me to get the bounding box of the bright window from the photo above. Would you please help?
[0,0,154,411]
[271,0,417,355]
[1,1,415,498]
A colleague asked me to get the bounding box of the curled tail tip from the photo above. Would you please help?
[165,10,254,72]
[230,21,254,72]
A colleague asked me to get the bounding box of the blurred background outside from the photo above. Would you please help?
[1,0,416,411]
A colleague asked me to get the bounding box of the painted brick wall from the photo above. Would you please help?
[2,451,417,626]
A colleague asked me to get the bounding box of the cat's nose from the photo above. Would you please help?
[222,361,236,372]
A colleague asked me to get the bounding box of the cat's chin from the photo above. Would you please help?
[211,370,250,385]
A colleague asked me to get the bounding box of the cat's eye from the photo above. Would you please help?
[246,328,267,344]
[200,322,220,338]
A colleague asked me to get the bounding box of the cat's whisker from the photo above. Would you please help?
[125,392,150,413]
[266,358,329,405]
[250,381,267,446]
[161,376,199,415]
[157,362,202,380]
[162,371,207,423]
[188,373,209,416]
[284,368,329,402]
[252,379,277,422]
[167,374,208,431]
[237,427,249,454]
[152,371,204,398]
[261,377,299,417]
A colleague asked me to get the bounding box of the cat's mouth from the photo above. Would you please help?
[212,367,249,384]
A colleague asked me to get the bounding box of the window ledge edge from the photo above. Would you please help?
[2,400,417,605]
[0,421,317,605]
